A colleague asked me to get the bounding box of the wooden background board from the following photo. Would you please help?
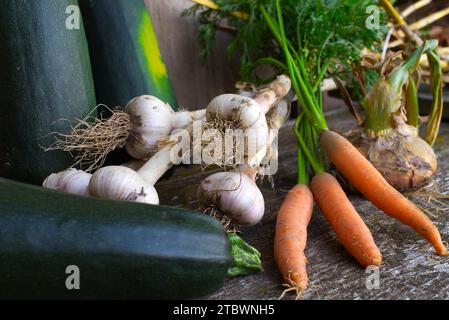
[146,0,239,109]
[155,108,449,300]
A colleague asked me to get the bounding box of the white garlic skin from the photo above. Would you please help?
[125,95,174,159]
[198,172,265,226]
[89,166,159,205]
[206,94,269,158]
[43,168,92,196]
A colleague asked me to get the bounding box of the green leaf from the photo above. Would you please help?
[425,49,444,146]
[227,233,263,277]
[183,0,387,83]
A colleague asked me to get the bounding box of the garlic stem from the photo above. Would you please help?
[253,75,291,114]
[171,109,206,130]
[137,144,175,185]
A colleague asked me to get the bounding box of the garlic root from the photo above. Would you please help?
[47,95,205,171]
[205,75,291,162]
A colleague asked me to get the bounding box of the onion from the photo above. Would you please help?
[345,124,437,192]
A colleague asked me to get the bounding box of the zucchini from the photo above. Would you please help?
[79,0,178,109]
[0,0,96,184]
[0,178,231,299]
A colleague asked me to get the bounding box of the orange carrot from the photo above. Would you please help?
[311,172,382,267]
[274,184,313,298]
[320,130,447,255]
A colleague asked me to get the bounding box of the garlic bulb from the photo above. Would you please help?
[205,75,291,161]
[43,168,91,196]
[198,99,291,226]
[88,141,185,205]
[44,77,291,209]
[125,95,205,159]
[266,99,291,131]
[85,79,292,208]
[89,166,159,204]
[206,94,269,159]
[48,95,206,172]
[198,171,265,226]
[42,143,174,204]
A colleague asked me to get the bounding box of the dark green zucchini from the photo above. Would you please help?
[0,178,231,299]
[0,0,96,184]
[79,0,178,109]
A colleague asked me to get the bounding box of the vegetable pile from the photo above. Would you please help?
[346,42,442,192]
[1,0,448,300]
[1,0,266,299]
[185,0,448,299]
[341,0,445,192]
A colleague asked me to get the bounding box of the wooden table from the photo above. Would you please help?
[157,108,449,300]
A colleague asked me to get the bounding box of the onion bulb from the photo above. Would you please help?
[345,124,437,192]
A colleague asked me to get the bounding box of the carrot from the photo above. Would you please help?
[311,172,382,267]
[320,130,447,255]
[274,184,313,298]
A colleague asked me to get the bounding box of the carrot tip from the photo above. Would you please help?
[278,283,305,300]
[436,241,448,256]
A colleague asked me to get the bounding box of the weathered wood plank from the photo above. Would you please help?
[156,108,449,300]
